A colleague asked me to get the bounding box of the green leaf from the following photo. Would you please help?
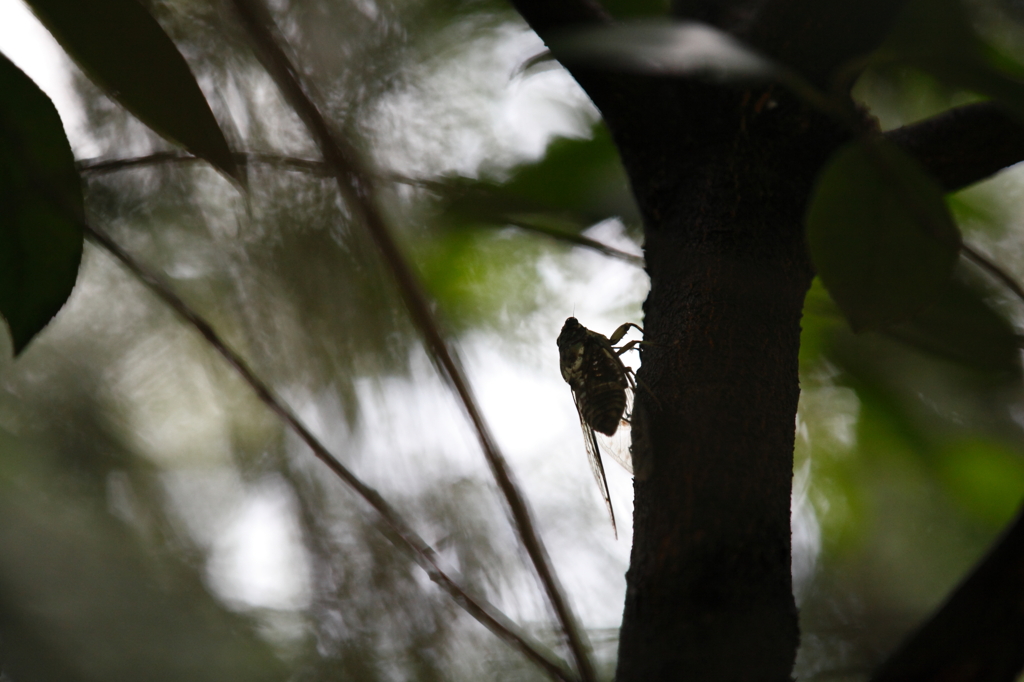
[23,0,240,182]
[547,21,842,116]
[434,125,639,232]
[806,139,961,331]
[0,51,84,354]
[802,269,1020,378]
[413,226,545,329]
[885,271,1021,377]
[936,438,1024,527]
[882,0,1024,119]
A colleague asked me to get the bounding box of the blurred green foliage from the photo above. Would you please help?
[796,45,1024,681]
[881,0,1024,120]
[433,125,638,230]
[0,427,285,682]
[0,0,568,677]
[412,124,640,328]
[806,140,961,331]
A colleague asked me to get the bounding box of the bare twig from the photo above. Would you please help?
[506,219,644,266]
[962,243,1024,307]
[77,150,195,174]
[78,152,645,268]
[81,221,576,682]
[225,1,597,680]
[77,151,328,176]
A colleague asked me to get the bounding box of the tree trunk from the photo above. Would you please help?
[581,78,845,681]
[501,0,855,672]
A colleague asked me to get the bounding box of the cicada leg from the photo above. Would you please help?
[623,365,637,390]
[608,322,644,346]
[615,339,643,357]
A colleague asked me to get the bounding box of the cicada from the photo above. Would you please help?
[557,316,642,536]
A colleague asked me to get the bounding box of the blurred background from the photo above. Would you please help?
[0,0,1023,680]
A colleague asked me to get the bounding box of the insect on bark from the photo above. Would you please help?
[557,316,642,537]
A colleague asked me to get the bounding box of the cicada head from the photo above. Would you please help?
[557,317,587,384]
[557,317,585,344]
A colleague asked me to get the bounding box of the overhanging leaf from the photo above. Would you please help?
[882,0,1024,120]
[549,21,780,82]
[548,21,843,117]
[433,126,638,229]
[803,269,1020,378]
[806,139,961,331]
[0,51,83,354]
[885,271,1021,377]
[23,0,240,182]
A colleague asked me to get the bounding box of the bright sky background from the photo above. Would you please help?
[0,0,95,153]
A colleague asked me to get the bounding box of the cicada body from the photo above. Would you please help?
[557,317,641,536]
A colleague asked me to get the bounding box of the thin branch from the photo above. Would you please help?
[507,220,645,266]
[81,221,576,682]
[886,102,1024,194]
[78,151,645,267]
[77,150,195,174]
[962,243,1024,306]
[77,150,329,176]
[225,2,597,681]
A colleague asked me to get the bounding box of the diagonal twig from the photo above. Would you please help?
[81,220,577,682]
[961,242,1024,307]
[503,218,644,266]
[225,2,597,680]
[78,152,645,268]
[887,103,1024,195]
[77,150,327,176]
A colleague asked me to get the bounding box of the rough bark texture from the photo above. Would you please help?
[887,103,1024,193]
[601,80,845,682]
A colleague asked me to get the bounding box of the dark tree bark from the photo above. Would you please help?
[509,1,1024,681]
[611,82,842,682]
[887,103,1024,193]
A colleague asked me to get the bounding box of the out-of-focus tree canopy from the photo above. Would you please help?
[2,0,1024,680]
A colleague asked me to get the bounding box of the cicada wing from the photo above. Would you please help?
[572,391,618,537]
[597,386,634,474]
